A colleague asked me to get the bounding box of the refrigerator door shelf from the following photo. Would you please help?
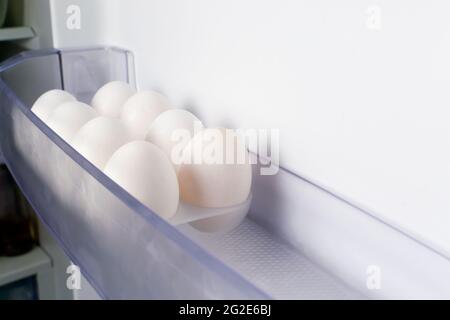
[0,47,363,299]
[0,47,266,299]
[1,47,448,299]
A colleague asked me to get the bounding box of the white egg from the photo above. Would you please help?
[104,141,179,219]
[71,117,132,169]
[31,89,76,121]
[178,127,252,208]
[120,90,170,139]
[146,109,203,169]
[91,81,136,118]
[46,101,98,142]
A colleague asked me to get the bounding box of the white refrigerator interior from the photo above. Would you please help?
[4,0,449,299]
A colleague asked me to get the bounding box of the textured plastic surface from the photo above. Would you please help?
[0,48,267,299]
[181,220,362,299]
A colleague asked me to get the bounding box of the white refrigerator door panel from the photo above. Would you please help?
[45,0,450,297]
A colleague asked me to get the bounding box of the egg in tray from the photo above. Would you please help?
[31,81,252,233]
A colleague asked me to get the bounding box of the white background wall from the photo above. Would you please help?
[48,0,450,257]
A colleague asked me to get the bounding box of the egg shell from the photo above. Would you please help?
[71,117,132,169]
[46,101,98,142]
[146,109,203,169]
[91,81,136,118]
[121,90,170,139]
[31,89,76,121]
[104,141,179,219]
[178,127,252,208]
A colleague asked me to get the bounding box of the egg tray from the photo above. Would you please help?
[0,47,264,299]
[173,195,251,225]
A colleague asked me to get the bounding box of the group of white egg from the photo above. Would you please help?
[31,81,251,232]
